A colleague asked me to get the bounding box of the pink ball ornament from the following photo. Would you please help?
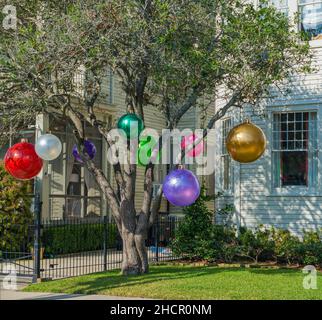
[181,133,204,158]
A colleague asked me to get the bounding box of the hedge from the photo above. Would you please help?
[41,222,119,256]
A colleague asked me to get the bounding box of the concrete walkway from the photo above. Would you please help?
[0,289,147,300]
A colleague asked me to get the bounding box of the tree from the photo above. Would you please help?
[0,0,311,274]
[0,162,33,252]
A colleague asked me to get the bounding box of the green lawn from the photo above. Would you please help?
[24,265,322,300]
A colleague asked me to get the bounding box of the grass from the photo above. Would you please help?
[24,265,322,300]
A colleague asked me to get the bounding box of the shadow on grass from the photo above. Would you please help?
[60,265,306,295]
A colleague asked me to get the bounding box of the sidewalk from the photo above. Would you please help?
[0,289,147,300]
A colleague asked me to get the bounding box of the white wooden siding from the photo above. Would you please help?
[217,41,322,235]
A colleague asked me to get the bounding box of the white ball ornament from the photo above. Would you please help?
[35,134,62,161]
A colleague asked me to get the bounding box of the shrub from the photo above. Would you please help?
[42,222,119,256]
[238,225,275,263]
[302,230,321,244]
[296,242,322,266]
[299,230,322,266]
[271,228,301,264]
[0,162,33,253]
[170,189,215,260]
[212,225,238,262]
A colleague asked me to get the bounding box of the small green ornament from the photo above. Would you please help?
[138,136,160,166]
[117,113,144,139]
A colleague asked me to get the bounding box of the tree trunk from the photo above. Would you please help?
[120,199,148,275]
[121,231,148,275]
[121,230,142,275]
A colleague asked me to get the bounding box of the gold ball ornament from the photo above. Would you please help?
[226,120,266,163]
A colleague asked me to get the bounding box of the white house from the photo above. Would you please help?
[215,0,322,235]
[1,1,321,236]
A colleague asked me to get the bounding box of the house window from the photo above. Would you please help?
[299,0,322,40]
[221,118,233,191]
[49,116,103,219]
[269,0,289,15]
[272,112,317,188]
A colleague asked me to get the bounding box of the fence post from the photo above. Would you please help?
[103,215,108,271]
[33,192,42,283]
[155,216,159,262]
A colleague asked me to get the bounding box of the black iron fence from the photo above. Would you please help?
[0,216,182,281]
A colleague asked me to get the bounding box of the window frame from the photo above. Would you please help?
[262,0,322,44]
[298,0,322,40]
[220,117,234,195]
[267,105,321,196]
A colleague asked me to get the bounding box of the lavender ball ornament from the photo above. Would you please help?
[72,140,96,163]
[163,169,200,207]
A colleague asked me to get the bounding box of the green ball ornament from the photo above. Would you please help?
[138,136,160,166]
[117,113,144,139]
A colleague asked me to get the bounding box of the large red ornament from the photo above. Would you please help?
[4,142,43,180]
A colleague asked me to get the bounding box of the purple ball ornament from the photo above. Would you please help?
[72,140,97,163]
[163,168,200,207]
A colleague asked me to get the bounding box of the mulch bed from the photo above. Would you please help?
[154,259,322,271]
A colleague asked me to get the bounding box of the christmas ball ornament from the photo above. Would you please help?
[226,120,266,163]
[35,134,62,161]
[4,142,43,180]
[181,133,204,158]
[138,136,159,166]
[72,140,96,163]
[163,168,200,207]
[117,113,144,139]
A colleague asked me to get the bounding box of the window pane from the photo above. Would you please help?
[287,112,294,122]
[288,122,294,131]
[288,141,295,150]
[221,118,231,154]
[66,198,83,218]
[300,1,322,40]
[272,152,281,187]
[67,164,82,196]
[281,151,308,186]
[221,118,232,191]
[222,155,231,190]
[85,198,101,218]
[50,134,65,195]
[296,112,302,122]
[49,197,65,220]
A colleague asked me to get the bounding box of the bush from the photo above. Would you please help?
[170,189,238,261]
[42,222,119,256]
[296,243,322,266]
[170,191,322,267]
[238,225,275,263]
[0,162,33,252]
[170,189,215,260]
[270,228,301,264]
[298,230,322,266]
[212,225,238,262]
